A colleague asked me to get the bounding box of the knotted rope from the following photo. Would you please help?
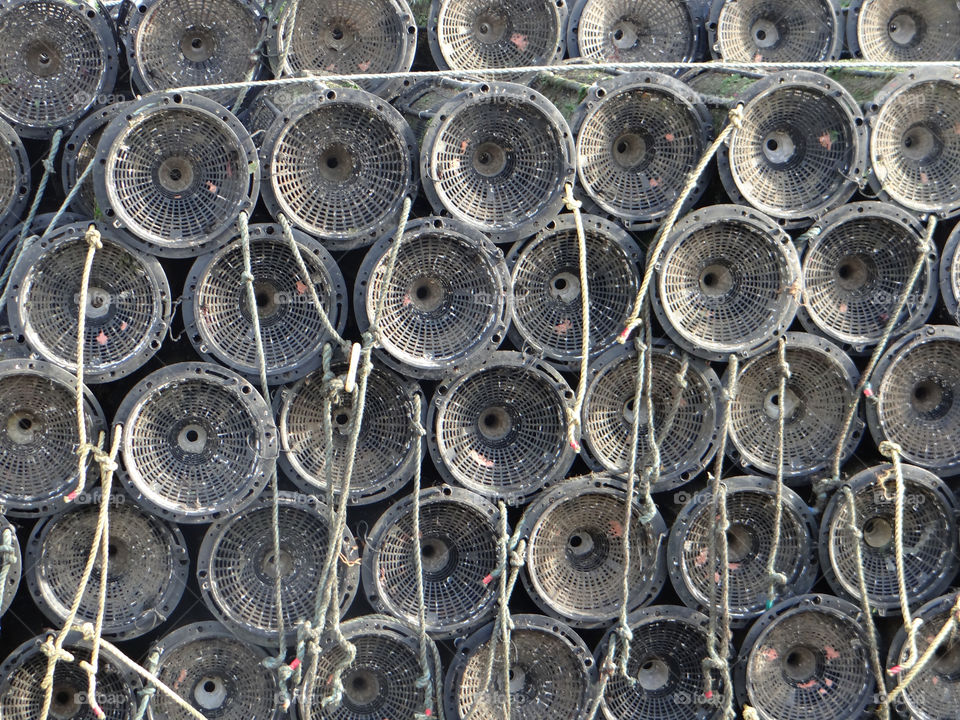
[562,182,590,452]
[765,338,791,609]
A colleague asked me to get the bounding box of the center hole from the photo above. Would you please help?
[914,385,930,402]
[416,285,430,300]
[352,676,366,692]
[553,277,567,291]
[191,37,203,49]
[422,544,436,558]
[483,413,498,427]
[55,690,70,705]
[766,139,779,152]
[335,413,349,425]
[478,152,490,165]
[613,28,624,40]
[702,272,717,287]
[186,429,199,443]
[616,141,628,154]
[169,168,182,181]
[18,417,32,431]
[756,29,766,40]
[255,292,270,308]
[838,263,852,279]
[203,680,216,693]
[326,156,339,169]
[568,534,583,548]
[479,22,489,34]
[863,517,893,549]
[108,543,118,558]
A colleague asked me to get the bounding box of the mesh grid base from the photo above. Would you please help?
[8,222,171,383]
[866,325,960,476]
[798,202,937,353]
[567,0,701,63]
[726,332,863,482]
[868,68,960,218]
[517,475,667,628]
[0,358,105,517]
[572,72,713,230]
[115,361,277,523]
[942,222,960,322]
[820,463,960,614]
[260,86,419,251]
[582,341,722,491]
[183,222,347,384]
[507,214,642,366]
[443,614,596,720]
[150,622,283,720]
[299,614,440,719]
[736,595,876,720]
[596,605,725,720]
[94,91,259,258]
[355,216,511,379]
[197,491,359,647]
[709,0,843,62]
[848,0,960,62]
[121,0,263,108]
[427,351,576,505]
[25,496,189,640]
[361,485,500,638]
[653,204,801,362]
[420,81,575,243]
[718,71,867,228]
[0,632,139,720]
[886,592,960,720]
[276,360,423,506]
[265,0,417,99]
[428,0,567,81]
[669,475,819,626]
[0,0,119,138]
[0,116,28,237]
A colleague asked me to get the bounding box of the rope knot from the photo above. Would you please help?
[562,183,583,212]
[84,225,102,250]
[878,441,904,459]
[728,104,745,130]
[39,636,74,667]
[241,270,255,284]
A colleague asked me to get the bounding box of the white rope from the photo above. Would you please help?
[880,440,923,672]
[766,338,791,609]
[888,592,960,703]
[619,105,744,344]
[562,183,590,452]
[161,60,947,96]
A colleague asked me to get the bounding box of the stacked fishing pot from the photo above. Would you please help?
[0,2,958,720]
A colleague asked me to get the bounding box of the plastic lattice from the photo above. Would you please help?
[260,86,418,250]
[420,81,575,243]
[301,614,439,719]
[0,0,118,138]
[356,217,511,378]
[121,0,263,108]
[867,325,960,476]
[574,72,713,230]
[362,485,500,638]
[25,497,189,640]
[736,595,876,720]
[710,0,843,62]
[598,605,724,720]
[653,205,801,361]
[669,476,819,625]
[0,116,28,237]
[428,0,566,80]
[197,492,359,646]
[582,342,723,491]
[518,475,667,628]
[942,222,960,321]
[0,632,138,720]
[115,362,277,523]
[799,202,937,352]
[719,71,867,227]
[820,463,960,614]
[868,68,960,218]
[184,222,347,384]
[568,0,701,63]
[94,92,259,257]
[886,592,960,720]
[150,622,282,720]
[277,360,423,506]
[0,359,104,517]
[267,0,417,99]
[8,222,171,383]
[427,351,576,505]
[850,0,960,62]
[444,614,596,720]
[727,332,863,481]
[508,214,642,365]
[61,102,128,218]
